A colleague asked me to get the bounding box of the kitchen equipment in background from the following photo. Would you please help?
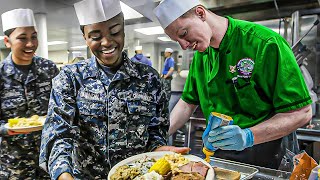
[292,19,319,116]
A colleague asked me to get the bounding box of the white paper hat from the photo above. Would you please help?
[1,8,36,32]
[74,0,122,25]
[154,0,200,29]
[165,48,173,53]
[135,46,143,51]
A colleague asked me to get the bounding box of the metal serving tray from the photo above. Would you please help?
[210,157,259,179]
[251,166,291,180]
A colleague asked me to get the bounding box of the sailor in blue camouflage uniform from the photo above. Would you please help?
[39,0,189,180]
[0,8,59,179]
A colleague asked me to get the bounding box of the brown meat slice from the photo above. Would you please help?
[179,162,194,172]
[191,161,209,177]
[178,161,210,177]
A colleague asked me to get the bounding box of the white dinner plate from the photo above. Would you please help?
[4,116,46,133]
[108,151,214,180]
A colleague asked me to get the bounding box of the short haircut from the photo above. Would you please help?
[80,25,85,34]
[4,28,16,36]
[180,5,207,18]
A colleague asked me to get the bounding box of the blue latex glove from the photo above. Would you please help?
[207,125,254,151]
[202,117,216,151]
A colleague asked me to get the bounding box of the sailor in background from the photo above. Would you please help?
[131,45,152,67]
[161,47,175,101]
[0,8,58,179]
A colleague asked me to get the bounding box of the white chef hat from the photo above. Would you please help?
[74,0,122,26]
[154,0,200,29]
[1,8,36,33]
[135,46,143,51]
[165,48,173,53]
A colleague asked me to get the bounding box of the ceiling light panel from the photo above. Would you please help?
[47,41,68,46]
[134,26,164,35]
[157,36,173,42]
[70,45,87,49]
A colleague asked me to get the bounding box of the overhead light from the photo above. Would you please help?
[158,36,173,42]
[70,45,87,49]
[0,36,4,40]
[48,41,68,46]
[120,2,143,20]
[134,26,164,35]
[72,51,82,54]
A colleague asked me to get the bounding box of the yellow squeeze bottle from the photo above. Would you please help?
[202,112,233,162]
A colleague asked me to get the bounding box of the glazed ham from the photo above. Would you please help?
[192,162,209,176]
[179,162,192,172]
[178,161,209,177]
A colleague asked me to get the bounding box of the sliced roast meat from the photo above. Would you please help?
[192,161,209,177]
[178,161,209,177]
[179,162,193,172]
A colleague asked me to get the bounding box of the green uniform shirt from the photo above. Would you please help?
[181,17,312,128]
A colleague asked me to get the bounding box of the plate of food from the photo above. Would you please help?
[4,115,46,133]
[108,151,214,180]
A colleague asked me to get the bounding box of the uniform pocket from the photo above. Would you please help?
[126,100,156,149]
[77,89,106,117]
[0,87,25,112]
[78,99,105,117]
[234,79,272,118]
[126,100,156,117]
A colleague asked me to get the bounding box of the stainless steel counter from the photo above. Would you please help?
[210,157,292,180]
[251,166,291,180]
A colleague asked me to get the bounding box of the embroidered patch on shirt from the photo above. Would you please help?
[236,58,255,77]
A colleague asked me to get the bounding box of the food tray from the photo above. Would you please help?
[108,151,214,180]
[4,116,46,133]
[210,157,259,179]
[250,165,291,180]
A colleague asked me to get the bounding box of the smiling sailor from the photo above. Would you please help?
[39,0,189,179]
[154,0,312,169]
[0,8,59,179]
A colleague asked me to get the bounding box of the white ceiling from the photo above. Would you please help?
[0,0,318,52]
[0,0,174,51]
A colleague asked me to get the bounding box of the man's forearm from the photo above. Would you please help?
[169,99,197,135]
[167,68,174,76]
[251,105,312,144]
[164,68,174,78]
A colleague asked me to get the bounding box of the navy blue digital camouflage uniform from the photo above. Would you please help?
[39,52,169,180]
[0,54,59,179]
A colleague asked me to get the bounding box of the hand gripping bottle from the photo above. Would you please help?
[202,112,233,162]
